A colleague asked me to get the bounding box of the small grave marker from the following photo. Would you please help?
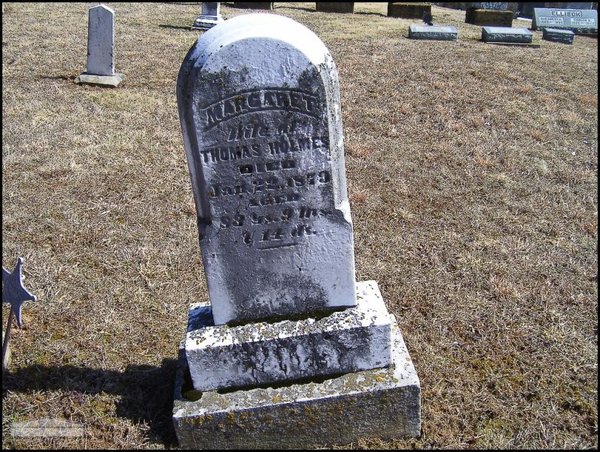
[75,5,125,87]
[191,2,223,30]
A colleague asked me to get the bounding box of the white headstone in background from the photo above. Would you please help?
[191,2,224,30]
[178,13,357,325]
[87,5,115,76]
[75,4,124,87]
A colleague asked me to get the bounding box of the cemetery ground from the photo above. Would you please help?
[1,2,597,450]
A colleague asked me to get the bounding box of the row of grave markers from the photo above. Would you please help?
[75,4,597,89]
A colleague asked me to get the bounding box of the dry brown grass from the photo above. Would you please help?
[2,2,598,449]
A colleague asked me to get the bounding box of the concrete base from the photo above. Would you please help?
[409,25,458,41]
[74,72,125,87]
[191,17,223,30]
[185,281,395,392]
[173,322,421,449]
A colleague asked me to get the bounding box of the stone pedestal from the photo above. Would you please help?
[191,2,223,30]
[185,281,396,391]
[74,73,125,87]
[174,306,421,449]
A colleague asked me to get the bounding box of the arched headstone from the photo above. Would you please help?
[178,13,357,325]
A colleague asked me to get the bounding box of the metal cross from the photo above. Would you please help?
[3,257,37,327]
[2,257,37,371]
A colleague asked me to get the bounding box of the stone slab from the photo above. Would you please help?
[408,25,458,41]
[482,26,533,43]
[173,322,421,449]
[533,7,597,34]
[185,280,395,392]
[542,27,575,44]
[177,14,357,325]
[74,73,125,87]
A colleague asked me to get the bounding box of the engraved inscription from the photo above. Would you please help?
[201,88,321,130]
[199,88,331,250]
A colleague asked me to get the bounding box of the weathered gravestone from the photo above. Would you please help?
[532,8,598,35]
[191,2,223,30]
[75,5,125,87]
[172,13,420,449]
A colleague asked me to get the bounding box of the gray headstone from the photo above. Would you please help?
[86,5,115,76]
[191,2,223,30]
[482,26,533,43]
[532,8,598,34]
[408,25,458,41]
[542,28,575,44]
[177,13,357,325]
[173,14,421,447]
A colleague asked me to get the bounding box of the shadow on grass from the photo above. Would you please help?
[39,75,76,81]
[1,359,179,448]
[159,24,193,30]
[274,5,315,13]
[354,11,387,17]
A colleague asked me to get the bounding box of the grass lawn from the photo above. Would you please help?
[2,2,598,449]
